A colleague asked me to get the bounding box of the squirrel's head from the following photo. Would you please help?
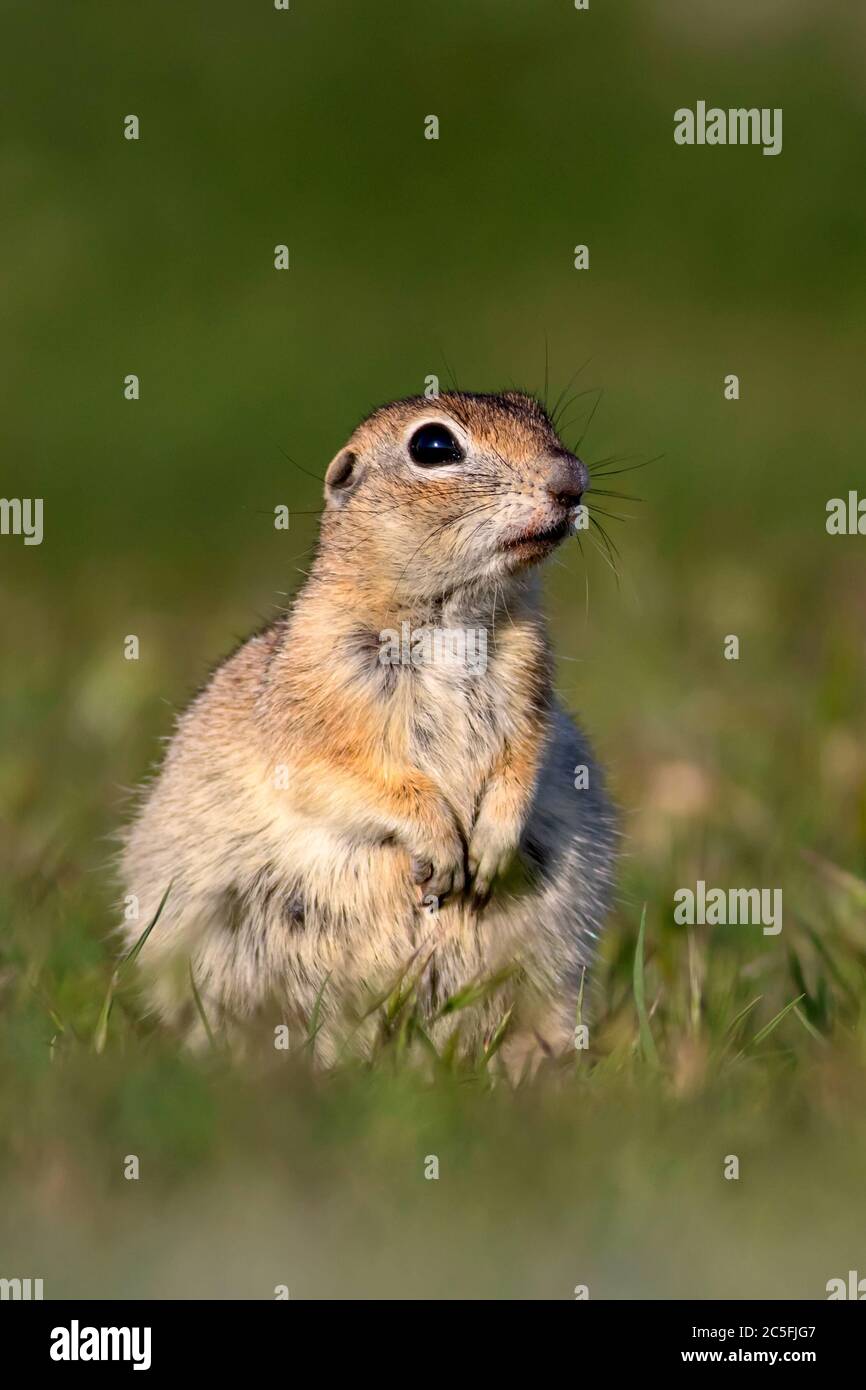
[322,391,587,603]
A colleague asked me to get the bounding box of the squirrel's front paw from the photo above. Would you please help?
[467,820,517,907]
[410,833,465,910]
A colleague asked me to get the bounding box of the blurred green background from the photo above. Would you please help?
[2,0,866,1299]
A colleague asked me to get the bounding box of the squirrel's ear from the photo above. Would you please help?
[324,448,361,506]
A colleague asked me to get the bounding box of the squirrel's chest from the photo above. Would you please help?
[400,655,508,806]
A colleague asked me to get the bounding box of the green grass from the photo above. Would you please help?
[5,372,866,1300]
[4,358,866,1302]
[3,680,866,1299]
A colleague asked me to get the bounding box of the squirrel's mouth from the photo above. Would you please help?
[500,517,572,553]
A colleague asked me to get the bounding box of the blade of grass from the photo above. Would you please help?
[31,983,68,1040]
[575,965,587,1029]
[633,904,660,1067]
[571,966,588,1065]
[482,1005,514,1066]
[412,1023,440,1059]
[733,993,806,1061]
[188,959,218,1051]
[751,993,806,1048]
[93,883,171,1054]
[304,971,331,1055]
[799,919,861,1005]
[793,1005,827,1046]
[357,941,432,1020]
[687,929,702,1035]
[434,965,518,1020]
[724,995,764,1039]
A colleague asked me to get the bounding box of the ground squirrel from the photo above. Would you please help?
[121,391,617,1067]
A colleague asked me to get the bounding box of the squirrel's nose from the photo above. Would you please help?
[546,453,588,508]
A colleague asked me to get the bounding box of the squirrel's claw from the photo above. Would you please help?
[467,832,515,909]
[411,853,465,910]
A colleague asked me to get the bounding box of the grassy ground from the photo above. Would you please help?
[4,387,866,1298]
[2,1,866,1298]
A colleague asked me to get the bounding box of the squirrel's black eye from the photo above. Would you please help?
[409,422,464,466]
